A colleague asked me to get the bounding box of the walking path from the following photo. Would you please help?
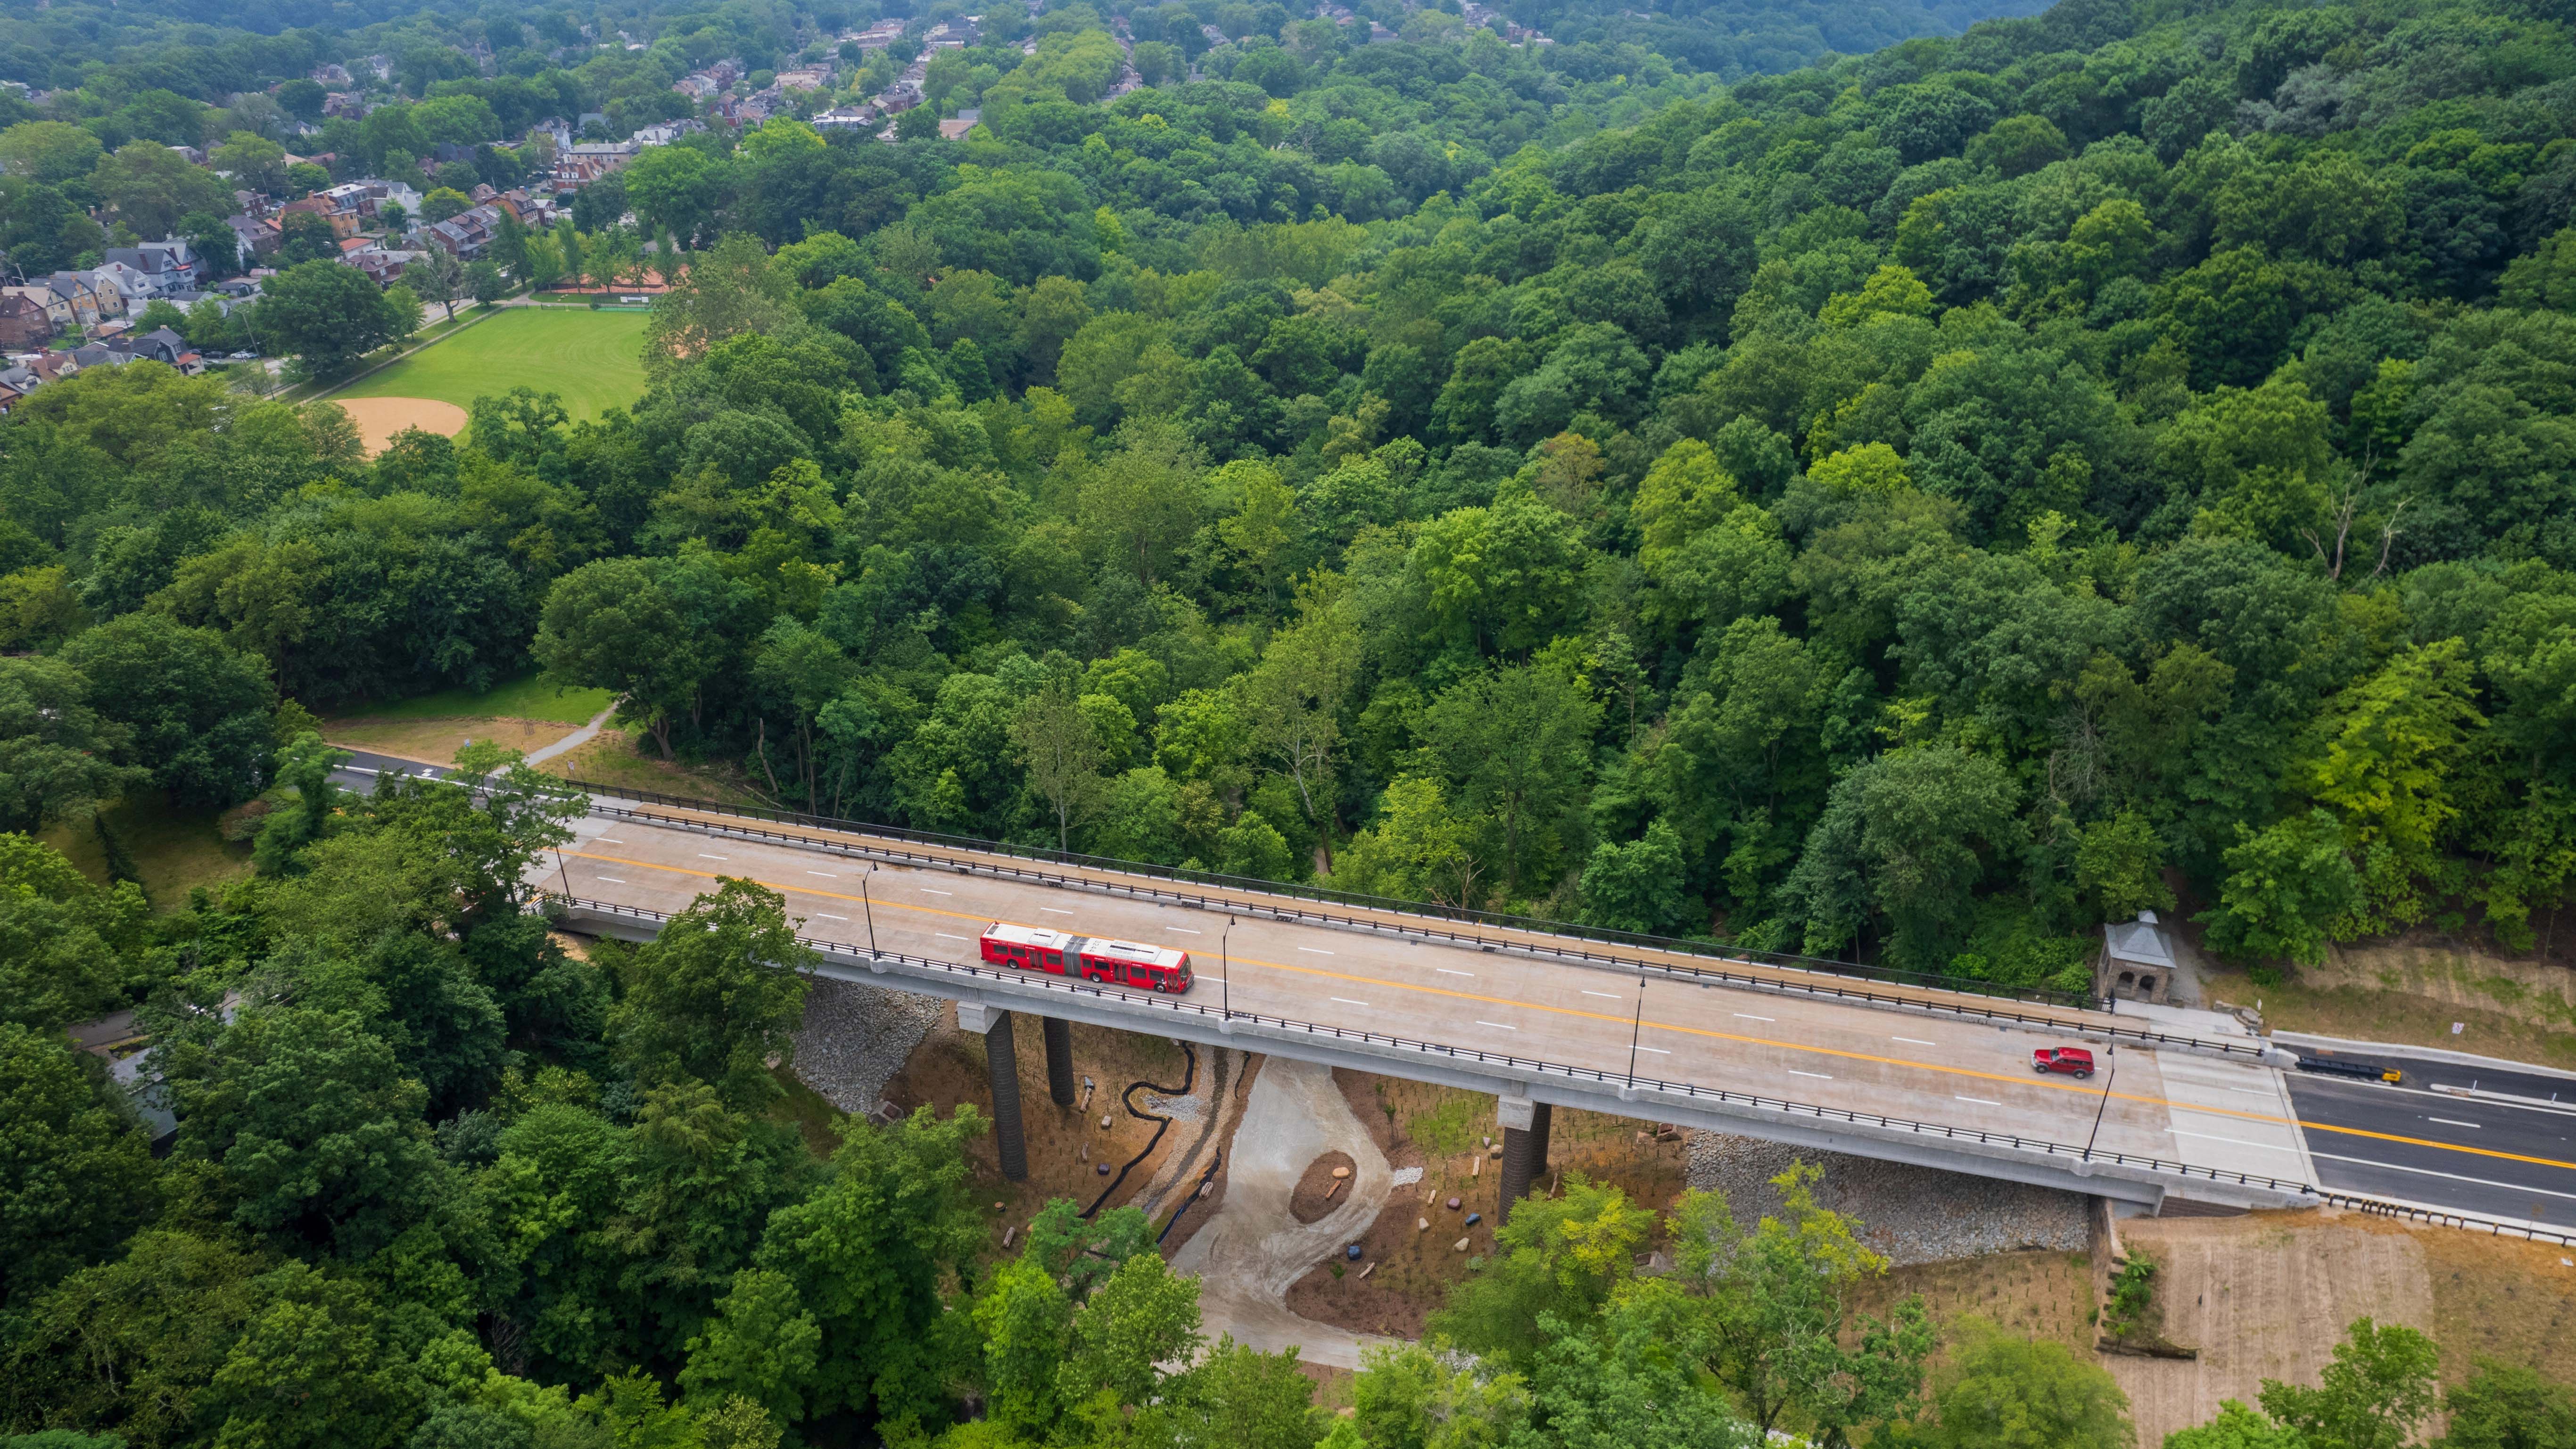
[527,704,619,765]
[1168,1057,1400,1369]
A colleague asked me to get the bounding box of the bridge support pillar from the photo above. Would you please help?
[1043,1016,1075,1106]
[958,1001,1028,1182]
[1496,1094,1551,1225]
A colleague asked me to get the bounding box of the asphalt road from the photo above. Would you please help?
[334,751,2576,1219]
[2289,1049,2576,1222]
[539,811,2330,1180]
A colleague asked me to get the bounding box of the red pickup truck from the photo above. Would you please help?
[2032,1046,2097,1079]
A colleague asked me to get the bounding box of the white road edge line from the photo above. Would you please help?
[596,837,625,843]
[1331,997,1368,1006]
[1789,1070,1832,1079]
[1477,1021,1517,1030]
[596,876,627,883]
[2307,1151,2576,1203]
[1042,908,1075,916]
[1735,1013,1775,1022]
[1956,1095,2001,1106]
[698,853,728,860]
[921,889,952,895]
[1169,928,1202,934]
[2169,1129,2295,1152]
[815,913,849,921]
[1582,989,1620,999]
[935,932,969,940]
[1437,968,1475,977]
[1300,947,1335,955]
[2426,1117,2484,1129]
[807,871,835,877]
[1893,1037,1936,1046]
[1636,1046,1671,1054]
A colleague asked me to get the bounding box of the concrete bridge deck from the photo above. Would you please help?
[537,808,2322,1212]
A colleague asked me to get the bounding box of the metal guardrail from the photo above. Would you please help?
[562,775,2103,1008]
[543,890,2312,1198]
[580,798,2276,1063]
[2317,1192,2576,1246]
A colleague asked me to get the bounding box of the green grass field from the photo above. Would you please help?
[335,306,650,422]
[349,671,613,724]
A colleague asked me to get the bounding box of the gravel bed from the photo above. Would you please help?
[791,978,947,1113]
[1684,1132,2090,1267]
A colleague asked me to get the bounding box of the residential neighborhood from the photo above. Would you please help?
[0,0,1572,408]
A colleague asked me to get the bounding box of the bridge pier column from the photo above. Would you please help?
[958,1001,1028,1182]
[1496,1093,1552,1225]
[1043,1016,1075,1107]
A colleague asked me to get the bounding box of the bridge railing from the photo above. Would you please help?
[561,776,2103,1008]
[577,796,2276,1063]
[544,890,2309,1197]
[2317,1192,2576,1246]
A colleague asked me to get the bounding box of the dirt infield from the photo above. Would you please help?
[335,396,468,454]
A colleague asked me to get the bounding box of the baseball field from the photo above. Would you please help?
[333,306,652,448]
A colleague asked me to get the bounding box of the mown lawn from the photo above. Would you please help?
[334,306,650,421]
[38,792,252,909]
[346,671,614,724]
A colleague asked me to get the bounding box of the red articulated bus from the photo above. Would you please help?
[979,922,1195,994]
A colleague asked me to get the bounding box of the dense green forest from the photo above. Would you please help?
[4,754,2573,1449]
[18,0,2576,986]
[6,767,2576,1449]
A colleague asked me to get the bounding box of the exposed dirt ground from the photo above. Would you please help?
[1169,1057,1397,1368]
[2418,1221,2576,1383]
[1850,1249,2099,1354]
[1284,1070,1693,1339]
[851,1005,2576,1423]
[1844,1210,2576,1445]
[1293,1152,1359,1224]
[323,715,579,766]
[878,1008,1255,1257]
[2097,1211,2437,1445]
[2199,940,2576,1067]
[334,395,467,453]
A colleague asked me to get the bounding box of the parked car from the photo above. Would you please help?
[2032,1046,2097,1078]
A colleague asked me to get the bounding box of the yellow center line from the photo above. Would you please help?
[623,807,2104,1027]
[564,850,2576,1177]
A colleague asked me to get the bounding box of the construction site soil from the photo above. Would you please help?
[1283,1069,1693,1339]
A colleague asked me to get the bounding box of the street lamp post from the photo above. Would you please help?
[2083,1047,2116,1161]
[1222,915,1234,1020]
[1627,979,1644,1088]
[862,863,878,956]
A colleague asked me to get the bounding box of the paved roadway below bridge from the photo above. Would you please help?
[2288,1050,2576,1223]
